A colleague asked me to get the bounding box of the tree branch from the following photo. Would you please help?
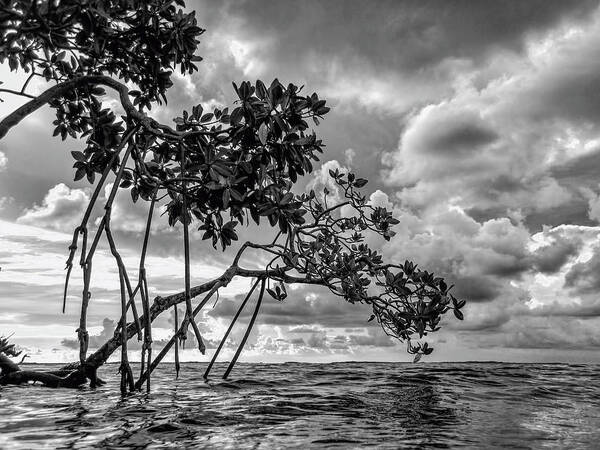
[0,88,36,100]
[0,75,168,140]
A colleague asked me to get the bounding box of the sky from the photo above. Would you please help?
[2,0,600,364]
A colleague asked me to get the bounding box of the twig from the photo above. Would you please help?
[21,72,35,94]
[0,88,36,99]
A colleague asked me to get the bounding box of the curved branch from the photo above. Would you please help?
[0,75,171,140]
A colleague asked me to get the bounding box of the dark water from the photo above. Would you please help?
[1,362,599,449]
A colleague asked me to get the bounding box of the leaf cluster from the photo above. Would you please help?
[1,0,202,106]
[130,79,329,251]
[0,335,22,358]
[237,170,467,359]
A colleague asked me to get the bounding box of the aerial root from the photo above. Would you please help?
[223,278,266,379]
[204,277,261,379]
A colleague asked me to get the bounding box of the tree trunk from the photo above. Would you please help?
[0,353,88,388]
[1,370,88,388]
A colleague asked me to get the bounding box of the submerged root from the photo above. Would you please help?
[119,361,135,395]
[0,358,89,389]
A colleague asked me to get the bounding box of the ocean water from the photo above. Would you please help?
[0,362,599,449]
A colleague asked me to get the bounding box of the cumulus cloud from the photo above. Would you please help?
[305,159,349,202]
[380,204,533,298]
[368,190,394,210]
[16,183,91,231]
[389,104,499,185]
[61,318,117,350]
[381,8,600,224]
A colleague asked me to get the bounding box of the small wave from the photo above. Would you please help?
[1,362,599,449]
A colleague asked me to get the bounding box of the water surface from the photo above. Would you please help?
[1,362,598,448]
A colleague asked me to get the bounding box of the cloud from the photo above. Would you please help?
[380,9,600,225]
[16,183,91,231]
[208,287,374,329]
[368,190,394,210]
[0,151,7,171]
[530,233,583,274]
[564,244,600,295]
[496,316,600,350]
[347,328,396,347]
[0,195,15,213]
[306,159,348,203]
[306,332,327,349]
[60,316,218,351]
[379,203,533,300]
[394,105,499,184]
[529,301,600,318]
[450,275,503,303]
[195,0,599,115]
[62,317,117,350]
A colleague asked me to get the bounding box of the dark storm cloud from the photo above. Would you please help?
[212,0,598,74]
[523,203,594,231]
[478,254,530,279]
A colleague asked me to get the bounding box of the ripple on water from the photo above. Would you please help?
[1,362,599,449]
